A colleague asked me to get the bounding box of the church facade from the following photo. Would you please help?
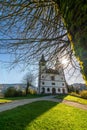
[38,55,68,94]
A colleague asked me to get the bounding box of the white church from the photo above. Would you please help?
[38,55,68,94]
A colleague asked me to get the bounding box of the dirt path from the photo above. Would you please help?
[0,96,87,112]
[45,98,87,110]
[62,100,87,110]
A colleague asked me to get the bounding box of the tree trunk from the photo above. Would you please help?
[56,0,87,84]
[26,82,29,95]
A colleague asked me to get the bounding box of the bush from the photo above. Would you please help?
[4,87,25,97]
[15,90,23,97]
[5,87,17,97]
[70,92,81,97]
[80,90,87,99]
[29,88,37,95]
[21,90,26,96]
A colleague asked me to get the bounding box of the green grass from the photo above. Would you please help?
[0,94,49,101]
[56,94,68,99]
[0,101,87,130]
[0,99,12,104]
[56,94,87,105]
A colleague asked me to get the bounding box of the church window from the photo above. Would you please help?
[42,87,45,93]
[58,88,60,92]
[62,83,64,86]
[42,75,44,78]
[42,82,45,85]
[47,88,50,92]
[52,83,55,85]
[51,76,55,80]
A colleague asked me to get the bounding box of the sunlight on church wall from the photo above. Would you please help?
[61,58,68,65]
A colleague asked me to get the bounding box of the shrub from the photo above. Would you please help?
[21,90,26,96]
[75,89,79,94]
[80,90,87,99]
[70,92,81,97]
[5,87,17,97]
[5,87,27,97]
[68,86,75,92]
[15,90,23,97]
[29,88,37,95]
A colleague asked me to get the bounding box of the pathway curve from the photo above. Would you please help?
[0,96,55,112]
[62,100,87,110]
[0,96,87,112]
[48,98,87,110]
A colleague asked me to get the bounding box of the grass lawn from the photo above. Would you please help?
[0,94,49,101]
[0,99,12,104]
[0,101,87,130]
[56,95,87,105]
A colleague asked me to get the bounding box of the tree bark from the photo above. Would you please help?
[56,0,87,84]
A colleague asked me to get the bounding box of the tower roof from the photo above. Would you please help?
[55,57,61,69]
[40,54,46,62]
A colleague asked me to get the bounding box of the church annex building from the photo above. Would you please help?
[38,55,68,94]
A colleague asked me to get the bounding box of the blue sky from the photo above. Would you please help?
[64,70,85,85]
[0,62,27,84]
[0,5,85,86]
[0,55,85,85]
[0,45,85,85]
[0,65,85,85]
[0,67,24,84]
[0,53,27,84]
[0,53,38,84]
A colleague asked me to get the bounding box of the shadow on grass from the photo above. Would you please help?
[55,94,68,100]
[0,100,59,130]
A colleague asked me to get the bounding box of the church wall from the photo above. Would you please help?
[39,72,68,94]
[40,73,66,88]
[40,86,67,94]
[41,73,65,81]
[38,55,68,94]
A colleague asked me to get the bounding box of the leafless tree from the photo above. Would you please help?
[23,72,34,95]
[0,1,71,61]
[0,0,83,81]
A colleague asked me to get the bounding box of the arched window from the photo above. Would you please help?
[42,87,45,93]
[47,88,50,92]
[42,82,45,85]
[62,88,65,94]
[58,88,60,92]
[52,88,56,94]
[42,75,44,78]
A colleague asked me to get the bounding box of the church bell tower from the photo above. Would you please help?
[38,54,46,93]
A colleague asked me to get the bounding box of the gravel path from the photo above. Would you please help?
[0,96,87,112]
[0,96,55,112]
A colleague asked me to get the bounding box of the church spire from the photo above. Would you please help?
[40,54,46,62]
[55,57,60,70]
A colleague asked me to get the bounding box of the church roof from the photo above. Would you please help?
[46,68,59,74]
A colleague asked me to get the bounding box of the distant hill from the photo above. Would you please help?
[0,83,37,93]
[71,83,87,91]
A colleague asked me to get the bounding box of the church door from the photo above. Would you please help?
[52,88,56,94]
[42,87,45,94]
[62,88,65,94]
